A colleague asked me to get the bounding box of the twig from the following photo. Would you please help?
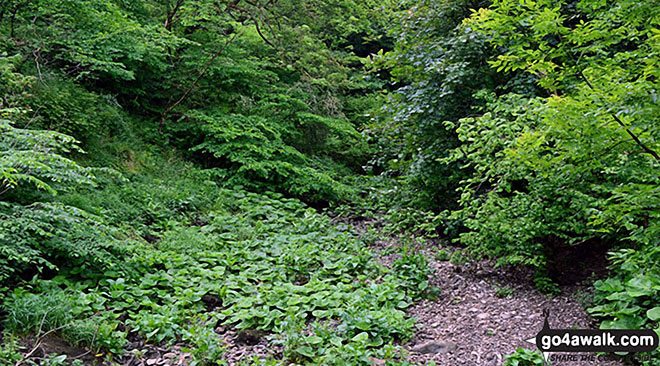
[36,306,56,339]
[572,138,632,165]
[0,184,12,196]
[15,311,103,366]
[160,32,240,130]
[32,50,45,85]
[253,19,275,48]
[72,325,98,360]
[17,322,70,366]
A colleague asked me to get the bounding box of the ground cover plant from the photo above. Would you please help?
[2,156,431,365]
[2,0,659,365]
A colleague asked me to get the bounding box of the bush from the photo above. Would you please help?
[25,74,125,142]
[3,283,126,354]
[1,113,132,287]
[190,110,354,203]
[589,245,660,365]
[0,202,133,286]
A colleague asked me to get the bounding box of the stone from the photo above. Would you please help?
[411,340,457,354]
[146,359,158,365]
[477,312,489,320]
[235,329,266,345]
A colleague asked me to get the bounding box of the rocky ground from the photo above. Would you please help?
[369,234,628,366]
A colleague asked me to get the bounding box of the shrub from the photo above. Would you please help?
[190,110,353,202]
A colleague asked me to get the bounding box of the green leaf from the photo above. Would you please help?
[306,336,323,344]
[296,346,315,358]
[330,336,343,347]
[355,320,371,330]
[351,332,368,342]
[600,317,644,330]
[368,335,384,347]
[647,307,660,321]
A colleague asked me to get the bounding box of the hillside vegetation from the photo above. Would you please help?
[1,0,659,365]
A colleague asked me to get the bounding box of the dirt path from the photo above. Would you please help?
[373,238,627,366]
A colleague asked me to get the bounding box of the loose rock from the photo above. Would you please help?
[411,340,457,354]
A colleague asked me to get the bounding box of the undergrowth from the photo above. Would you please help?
[1,156,431,366]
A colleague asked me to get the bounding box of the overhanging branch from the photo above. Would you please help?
[579,69,660,162]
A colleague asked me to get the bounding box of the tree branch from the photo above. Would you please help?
[579,69,660,162]
[164,0,184,30]
[253,18,275,48]
[160,32,240,130]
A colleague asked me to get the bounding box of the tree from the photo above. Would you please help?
[441,0,660,289]
[367,0,537,209]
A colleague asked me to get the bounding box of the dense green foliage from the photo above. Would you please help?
[462,0,660,341]
[369,0,660,360]
[3,160,430,365]
[1,0,389,202]
[503,348,546,366]
[374,0,659,271]
[1,0,659,364]
[0,1,429,364]
[0,55,128,291]
[367,0,539,208]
